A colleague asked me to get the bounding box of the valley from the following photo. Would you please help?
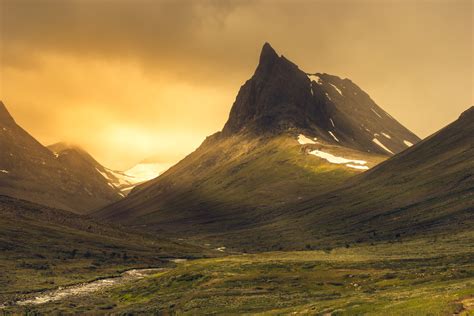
[3,231,473,315]
[0,39,472,315]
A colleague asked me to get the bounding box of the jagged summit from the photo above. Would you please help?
[222,43,420,155]
[259,42,279,65]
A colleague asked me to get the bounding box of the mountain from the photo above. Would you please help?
[0,102,121,213]
[48,143,172,196]
[223,43,420,154]
[204,106,474,251]
[116,160,173,195]
[96,43,420,241]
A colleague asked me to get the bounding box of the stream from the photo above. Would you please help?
[1,267,166,308]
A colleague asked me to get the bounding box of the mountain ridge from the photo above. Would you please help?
[0,102,122,213]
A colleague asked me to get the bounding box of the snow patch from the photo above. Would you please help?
[346,164,369,170]
[330,118,335,128]
[309,150,369,171]
[0,169,9,174]
[309,150,367,165]
[371,108,382,118]
[96,168,111,180]
[215,247,226,252]
[328,131,339,142]
[307,74,321,84]
[297,134,316,145]
[325,92,332,101]
[330,83,343,95]
[372,138,394,154]
[381,132,392,139]
[404,140,414,147]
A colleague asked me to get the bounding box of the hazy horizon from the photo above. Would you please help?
[1,0,472,170]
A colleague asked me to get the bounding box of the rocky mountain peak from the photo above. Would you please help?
[255,42,282,74]
[222,43,420,155]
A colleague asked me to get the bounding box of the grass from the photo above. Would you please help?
[9,231,474,315]
[0,196,214,303]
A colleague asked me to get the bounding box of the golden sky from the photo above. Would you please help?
[1,0,473,169]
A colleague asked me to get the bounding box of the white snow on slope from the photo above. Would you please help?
[96,162,172,194]
[330,118,335,127]
[309,150,367,165]
[325,93,332,101]
[371,108,382,118]
[346,164,369,170]
[372,138,394,154]
[382,132,392,139]
[307,74,321,84]
[404,140,414,147]
[297,134,316,145]
[328,131,339,142]
[309,150,369,171]
[96,168,110,180]
[330,83,343,95]
[0,169,9,174]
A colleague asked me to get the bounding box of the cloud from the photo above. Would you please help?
[1,0,472,169]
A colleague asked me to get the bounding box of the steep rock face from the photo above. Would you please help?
[223,43,420,155]
[0,102,121,213]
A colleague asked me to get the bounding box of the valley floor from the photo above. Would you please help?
[3,231,474,315]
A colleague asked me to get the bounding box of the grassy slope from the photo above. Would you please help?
[0,196,213,303]
[12,231,474,315]
[98,134,385,239]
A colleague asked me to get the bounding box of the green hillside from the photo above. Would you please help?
[0,195,212,304]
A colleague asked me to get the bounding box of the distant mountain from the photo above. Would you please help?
[119,161,173,194]
[49,143,172,196]
[96,43,419,239]
[0,102,121,213]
